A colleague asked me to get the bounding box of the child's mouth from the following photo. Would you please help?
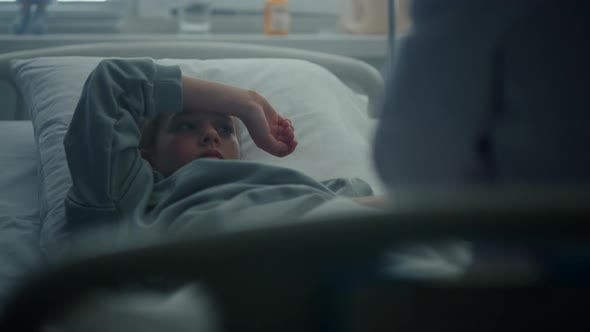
[200,150,223,159]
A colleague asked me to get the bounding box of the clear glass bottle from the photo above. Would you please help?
[340,0,389,34]
[178,1,213,34]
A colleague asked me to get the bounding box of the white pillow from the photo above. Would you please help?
[161,58,382,187]
[11,56,384,252]
[0,121,44,307]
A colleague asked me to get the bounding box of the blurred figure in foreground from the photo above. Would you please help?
[375,0,589,196]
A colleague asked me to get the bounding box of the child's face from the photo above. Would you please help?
[143,111,240,177]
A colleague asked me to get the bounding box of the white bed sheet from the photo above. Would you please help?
[0,121,44,312]
[0,121,38,215]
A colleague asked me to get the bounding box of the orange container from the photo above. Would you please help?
[264,0,290,35]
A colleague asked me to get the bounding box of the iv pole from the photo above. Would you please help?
[388,0,396,55]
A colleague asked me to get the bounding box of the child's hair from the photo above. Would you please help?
[139,113,172,151]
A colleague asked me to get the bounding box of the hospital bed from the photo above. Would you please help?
[0,41,589,332]
[0,41,388,331]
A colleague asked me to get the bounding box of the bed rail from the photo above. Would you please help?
[0,41,384,121]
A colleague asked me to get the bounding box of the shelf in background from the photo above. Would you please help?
[0,33,389,68]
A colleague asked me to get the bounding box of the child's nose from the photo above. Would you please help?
[200,127,220,145]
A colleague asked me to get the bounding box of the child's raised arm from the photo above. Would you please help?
[181,76,297,157]
[64,58,183,229]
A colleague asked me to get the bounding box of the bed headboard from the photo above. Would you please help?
[0,41,384,120]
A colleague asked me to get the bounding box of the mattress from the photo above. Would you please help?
[0,121,44,312]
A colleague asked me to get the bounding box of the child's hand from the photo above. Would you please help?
[239,91,297,157]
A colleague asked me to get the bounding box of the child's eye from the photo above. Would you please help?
[219,125,234,135]
[175,122,196,132]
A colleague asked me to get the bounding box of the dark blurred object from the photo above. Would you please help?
[375,0,590,189]
[1,200,589,332]
[351,283,589,332]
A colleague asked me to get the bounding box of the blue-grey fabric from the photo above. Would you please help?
[375,0,590,189]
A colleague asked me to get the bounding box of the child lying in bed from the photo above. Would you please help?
[63,58,381,236]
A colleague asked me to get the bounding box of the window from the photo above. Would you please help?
[0,0,117,12]
[0,1,108,2]
[0,0,124,34]
[0,0,117,11]
[0,0,389,70]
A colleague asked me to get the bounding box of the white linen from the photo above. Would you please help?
[0,121,38,216]
[0,121,44,311]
